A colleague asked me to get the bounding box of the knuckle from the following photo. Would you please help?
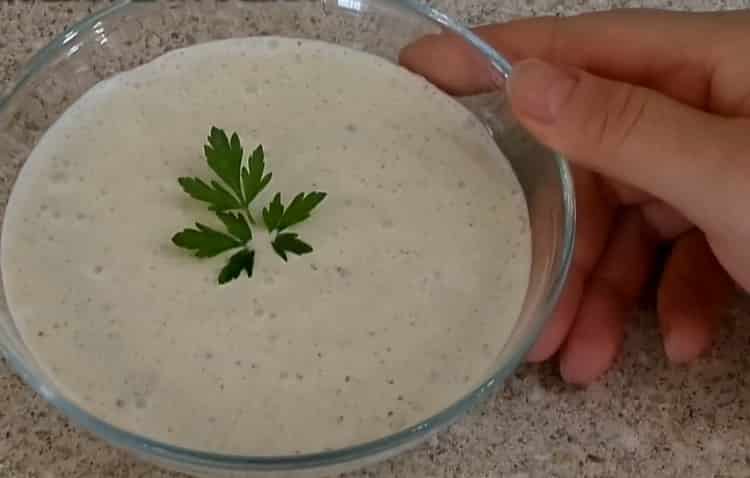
[602,84,649,154]
[579,82,649,158]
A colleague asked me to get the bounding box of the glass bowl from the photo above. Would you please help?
[0,0,575,476]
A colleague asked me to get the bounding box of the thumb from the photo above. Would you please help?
[507,58,748,234]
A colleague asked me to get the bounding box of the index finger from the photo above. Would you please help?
[399,9,737,105]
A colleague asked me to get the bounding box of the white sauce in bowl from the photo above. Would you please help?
[1,37,530,455]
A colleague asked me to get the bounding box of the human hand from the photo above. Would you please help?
[400,9,750,384]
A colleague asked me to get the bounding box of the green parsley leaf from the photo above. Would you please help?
[172,223,242,258]
[216,212,252,242]
[205,127,244,200]
[262,192,285,231]
[262,192,327,232]
[271,232,313,261]
[242,145,273,207]
[276,191,327,231]
[178,177,242,211]
[218,249,255,284]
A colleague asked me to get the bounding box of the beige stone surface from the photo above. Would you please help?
[2,1,750,477]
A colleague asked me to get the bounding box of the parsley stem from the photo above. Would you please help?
[244,206,256,225]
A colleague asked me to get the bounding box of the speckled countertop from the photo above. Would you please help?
[3,1,750,477]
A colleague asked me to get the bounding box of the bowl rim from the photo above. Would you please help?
[0,0,575,471]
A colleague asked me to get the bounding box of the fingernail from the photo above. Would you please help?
[663,317,711,364]
[508,59,578,123]
[664,332,694,364]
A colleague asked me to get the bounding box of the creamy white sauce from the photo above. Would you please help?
[2,37,530,455]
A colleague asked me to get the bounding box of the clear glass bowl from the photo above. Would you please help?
[0,0,575,476]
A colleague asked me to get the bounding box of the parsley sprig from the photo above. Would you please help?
[172,127,326,284]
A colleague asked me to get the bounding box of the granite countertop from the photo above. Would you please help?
[3,1,750,477]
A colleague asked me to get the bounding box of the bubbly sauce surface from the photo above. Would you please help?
[2,37,530,454]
